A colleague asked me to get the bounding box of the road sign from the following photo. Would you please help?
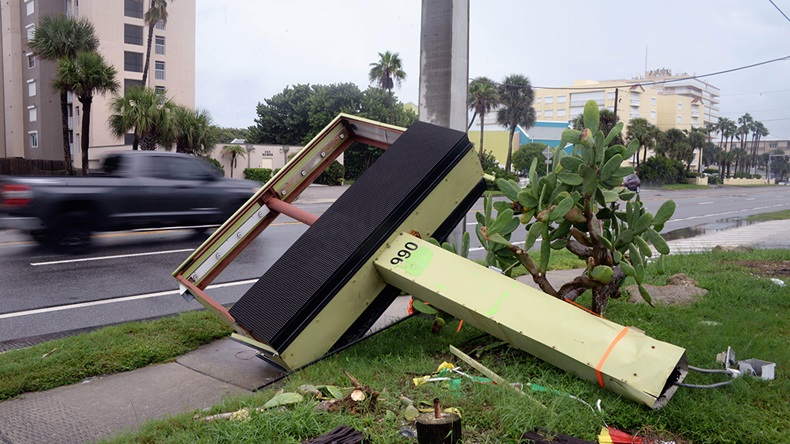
[542,147,554,159]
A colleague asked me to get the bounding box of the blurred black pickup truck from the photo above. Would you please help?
[0,151,260,251]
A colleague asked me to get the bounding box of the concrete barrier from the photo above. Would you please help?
[723,177,769,186]
[686,177,709,186]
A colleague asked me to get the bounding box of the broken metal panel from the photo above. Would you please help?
[171,115,405,324]
[227,122,485,370]
[274,150,485,369]
[374,234,688,409]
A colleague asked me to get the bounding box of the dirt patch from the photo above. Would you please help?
[627,273,708,306]
[730,260,790,278]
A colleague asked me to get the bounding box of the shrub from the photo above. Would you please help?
[485,167,518,190]
[244,168,274,184]
[638,156,685,185]
[201,156,224,176]
[315,160,345,185]
[708,175,718,185]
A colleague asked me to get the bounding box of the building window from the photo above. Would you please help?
[650,110,656,119]
[124,24,143,45]
[155,61,165,80]
[545,96,554,104]
[27,80,36,97]
[124,133,135,145]
[26,24,35,41]
[607,92,615,101]
[155,36,165,55]
[124,0,143,18]
[651,97,656,106]
[557,95,566,103]
[677,103,683,111]
[155,86,166,103]
[557,109,566,117]
[535,97,542,104]
[677,115,683,124]
[29,132,38,148]
[27,53,36,68]
[545,109,553,117]
[536,109,542,117]
[26,0,34,16]
[155,19,166,30]
[28,106,37,122]
[769,143,778,149]
[124,78,143,92]
[124,51,143,72]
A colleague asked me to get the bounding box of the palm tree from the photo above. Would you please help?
[468,77,500,164]
[686,127,707,172]
[496,74,535,173]
[749,121,768,175]
[28,15,99,175]
[109,86,177,151]
[173,106,218,156]
[221,145,247,178]
[626,118,658,170]
[736,113,753,175]
[368,51,406,123]
[717,117,737,177]
[53,51,119,175]
[141,0,170,87]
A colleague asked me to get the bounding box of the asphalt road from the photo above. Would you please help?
[1,185,788,348]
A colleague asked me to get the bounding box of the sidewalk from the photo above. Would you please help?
[0,200,788,443]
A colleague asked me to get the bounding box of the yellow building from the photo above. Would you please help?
[534,79,705,134]
[1,0,195,168]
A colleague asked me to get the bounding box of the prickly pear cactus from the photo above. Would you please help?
[476,100,675,314]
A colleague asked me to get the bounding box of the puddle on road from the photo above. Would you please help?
[662,217,758,241]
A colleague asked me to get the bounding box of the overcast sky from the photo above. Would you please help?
[196,0,790,139]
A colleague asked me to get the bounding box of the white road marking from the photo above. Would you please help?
[698,202,714,205]
[0,279,258,320]
[30,249,195,266]
[746,198,756,201]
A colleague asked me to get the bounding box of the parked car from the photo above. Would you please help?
[622,174,640,192]
[0,151,260,252]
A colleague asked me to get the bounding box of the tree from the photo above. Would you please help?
[717,117,737,177]
[625,117,658,170]
[108,86,177,150]
[496,74,535,174]
[702,141,720,168]
[249,84,314,145]
[478,100,675,314]
[368,51,406,123]
[512,142,548,176]
[141,0,170,87]
[53,51,118,175]
[468,77,500,164]
[686,127,707,172]
[173,106,217,156]
[656,128,693,169]
[221,145,247,178]
[216,127,251,144]
[28,15,99,175]
[749,121,769,174]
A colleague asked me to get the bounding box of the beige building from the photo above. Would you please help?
[0,0,195,168]
[534,79,706,134]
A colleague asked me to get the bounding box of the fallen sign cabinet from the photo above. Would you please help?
[374,234,689,409]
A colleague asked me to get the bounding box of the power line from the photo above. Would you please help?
[721,88,790,97]
[486,54,790,91]
[769,0,790,23]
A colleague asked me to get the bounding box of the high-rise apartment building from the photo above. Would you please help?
[0,0,195,168]
[534,72,719,133]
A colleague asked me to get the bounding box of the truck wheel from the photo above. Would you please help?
[53,211,92,254]
[30,230,54,245]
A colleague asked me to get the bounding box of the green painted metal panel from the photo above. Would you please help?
[374,234,688,409]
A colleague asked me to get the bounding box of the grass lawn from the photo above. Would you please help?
[95,249,788,444]
[660,183,710,191]
[0,311,231,401]
[746,209,790,221]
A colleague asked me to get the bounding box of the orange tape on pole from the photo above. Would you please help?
[595,327,630,388]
